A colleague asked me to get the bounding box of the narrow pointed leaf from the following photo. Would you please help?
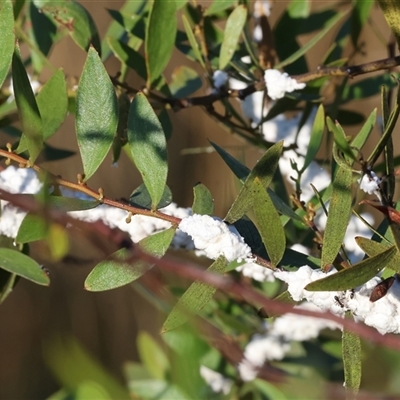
[302,104,324,171]
[306,245,397,291]
[321,166,353,269]
[127,92,168,209]
[182,15,205,68]
[351,0,373,46]
[35,0,101,54]
[12,48,43,163]
[162,256,227,333]
[355,236,400,273]
[0,248,50,286]
[76,47,118,180]
[0,0,15,89]
[276,11,346,69]
[84,227,176,291]
[219,5,247,70]
[326,116,356,163]
[252,178,285,266]
[145,0,177,85]
[107,37,147,80]
[350,108,377,155]
[192,183,214,215]
[343,311,361,397]
[225,141,283,223]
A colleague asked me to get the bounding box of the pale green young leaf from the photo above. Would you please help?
[182,15,205,68]
[84,228,176,292]
[145,0,177,86]
[219,5,247,70]
[192,183,214,215]
[0,248,50,286]
[306,246,397,291]
[12,47,43,163]
[127,92,168,209]
[76,47,118,180]
[34,0,101,54]
[137,332,169,380]
[162,256,227,333]
[252,178,285,267]
[321,166,353,269]
[0,0,15,89]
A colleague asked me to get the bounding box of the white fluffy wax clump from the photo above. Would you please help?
[212,70,229,90]
[238,302,338,381]
[264,69,306,100]
[358,171,381,195]
[275,265,400,335]
[178,214,252,262]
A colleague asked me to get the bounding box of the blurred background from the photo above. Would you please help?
[0,0,396,398]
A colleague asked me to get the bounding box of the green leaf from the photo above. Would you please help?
[305,245,398,291]
[326,116,356,164]
[84,227,176,291]
[192,183,214,215]
[162,256,227,333]
[16,197,99,243]
[129,183,172,209]
[252,178,285,266]
[219,5,247,70]
[350,108,377,154]
[101,1,146,60]
[342,311,362,396]
[36,68,68,140]
[169,66,202,99]
[35,0,101,55]
[321,166,353,269]
[377,0,400,51]
[28,1,57,73]
[127,92,168,209]
[107,37,147,80]
[355,236,400,273]
[76,47,118,180]
[225,141,283,224]
[204,0,236,16]
[44,338,130,399]
[275,10,346,69]
[181,15,205,68]
[137,332,169,380]
[12,47,43,163]
[0,248,50,286]
[302,104,324,171]
[145,0,177,86]
[210,140,250,182]
[351,0,373,47]
[0,0,15,89]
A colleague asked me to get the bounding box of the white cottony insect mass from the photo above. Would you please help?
[264,69,306,100]
[178,214,252,262]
